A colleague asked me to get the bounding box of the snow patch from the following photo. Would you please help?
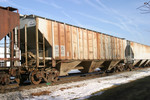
[1,68,150,100]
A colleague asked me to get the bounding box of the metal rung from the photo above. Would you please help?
[38,66,45,67]
[0,53,10,54]
[39,57,52,60]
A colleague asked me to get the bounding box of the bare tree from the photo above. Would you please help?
[137,1,150,14]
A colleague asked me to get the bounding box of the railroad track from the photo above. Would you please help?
[0,66,149,93]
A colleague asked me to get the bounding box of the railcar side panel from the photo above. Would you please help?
[111,37,114,59]
[65,25,72,59]
[88,31,93,59]
[97,33,101,59]
[83,29,88,59]
[72,26,78,59]
[131,42,150,59]
[53,22,59,59]
[37,17,131,61]
[109,36,112,59]
[100,34,104,59]
[105,35,108,59]
[79,28,83,59]
[59,23,65,59]
[93,32,97,59]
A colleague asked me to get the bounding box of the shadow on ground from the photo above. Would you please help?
[86,76,150,100]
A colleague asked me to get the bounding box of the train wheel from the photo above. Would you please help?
[44,70,54,83]
[30,70,42,85]
[43,68,60,83]
[1,73,10,85]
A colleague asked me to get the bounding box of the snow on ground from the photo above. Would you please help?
[1,68,150,100]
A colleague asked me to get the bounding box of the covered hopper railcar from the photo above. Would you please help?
[18,15,150,84]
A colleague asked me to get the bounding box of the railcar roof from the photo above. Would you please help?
[20,15,125,39]
[0,6,18,12]
[20,14,150,47]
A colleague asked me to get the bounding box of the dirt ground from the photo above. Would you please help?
[87,75,150,100]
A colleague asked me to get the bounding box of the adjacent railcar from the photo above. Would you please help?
[0,6,20,85]
[130,41,150,67]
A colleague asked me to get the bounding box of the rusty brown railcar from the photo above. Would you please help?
[0,6,20,85]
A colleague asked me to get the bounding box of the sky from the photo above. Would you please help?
[0,0,150,45]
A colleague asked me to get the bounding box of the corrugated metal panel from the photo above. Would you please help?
[115,37,117,59]
[105,35,108,59]
[78,28,83,59]
[114,37,117,59]
[108,36,112,59]
[122,39,125,59]
[72,26,78,59]
[108,36,111,59]
[106,36,109,59]
[59,23,65,59]
[115,38,117,59]
[108,36,110,59]
[112,37,115,59]
[97,33,100,59]
[100,34,104,59]
[93,32,97,59]
[111,37,114,59]
[83,29,88,59]
[103,35,106,59]
[120,40,123,59]
[123,39,126,59]
[113,37,115,59]
[88,31,93,59]
[77,28,79,59]
[54,21,59,59]
[65,24,72,59]
[118,38,121,59]
[116,38,119,59]
[120,39,122,59]
[118,39,120,59]
[103,34,106,59]
[131,42,150,59]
